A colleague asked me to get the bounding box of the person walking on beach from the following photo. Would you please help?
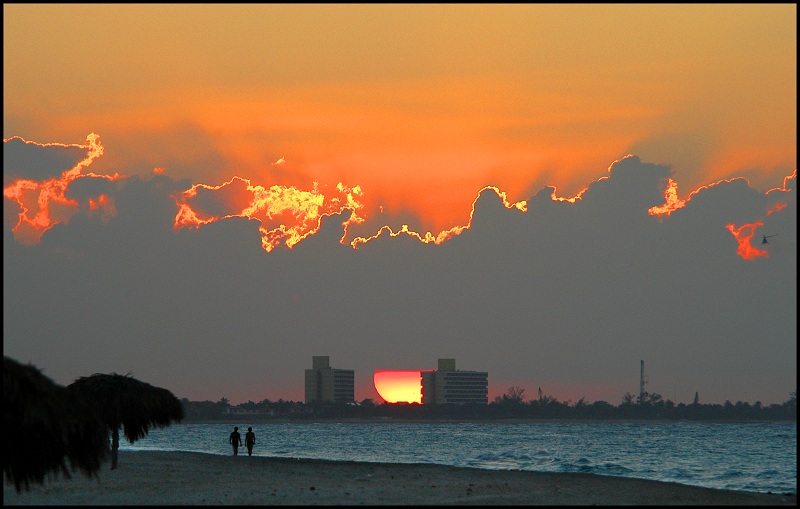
[229,426,242,456]
[245,427,256,456]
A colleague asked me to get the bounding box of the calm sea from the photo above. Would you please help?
[119,421,796,495]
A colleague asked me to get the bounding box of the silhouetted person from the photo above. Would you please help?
[245,427,256,456]
[229,426,242,456]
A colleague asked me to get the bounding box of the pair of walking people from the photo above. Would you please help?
[229,426,256,456]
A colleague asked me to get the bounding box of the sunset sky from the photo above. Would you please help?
[4,4,796,405]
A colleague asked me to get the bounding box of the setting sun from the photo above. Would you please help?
[373,370,430,404]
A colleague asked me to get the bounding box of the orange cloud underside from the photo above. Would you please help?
[173,176,366,252]
[3,134,122,244]
[146,81,652,234]
[724,199,787,261]
[4,134,793,263]
[27,78,792,235]
[726,222,768,261]
[373,370,429,404]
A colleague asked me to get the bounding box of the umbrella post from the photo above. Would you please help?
[111,427,120,470]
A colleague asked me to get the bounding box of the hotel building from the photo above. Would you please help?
[304,356,355,403]
[421,358,489,404]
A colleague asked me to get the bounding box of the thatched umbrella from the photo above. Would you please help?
[67,373,184,469]
[4,357,109,493]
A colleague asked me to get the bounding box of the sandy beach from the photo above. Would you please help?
[3,450,795,505]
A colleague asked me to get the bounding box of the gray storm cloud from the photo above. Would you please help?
[3,141,796,406]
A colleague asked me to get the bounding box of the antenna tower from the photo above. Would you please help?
[639,360,647,401]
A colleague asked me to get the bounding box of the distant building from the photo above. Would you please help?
[421,358,488,404]
[304,356,355,403]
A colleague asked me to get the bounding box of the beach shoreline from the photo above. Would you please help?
[4,450,796,505]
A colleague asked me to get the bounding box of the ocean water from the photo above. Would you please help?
[119,421,796,495]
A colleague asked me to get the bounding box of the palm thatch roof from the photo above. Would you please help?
[4,357,109,493]
[67,372,184,443]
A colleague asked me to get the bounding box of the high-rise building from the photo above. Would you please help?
[421,358,488,404]
[304,356,354,403]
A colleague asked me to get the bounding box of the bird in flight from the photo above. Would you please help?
[762,234,779,244]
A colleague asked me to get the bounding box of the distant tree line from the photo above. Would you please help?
[180,389,796,422]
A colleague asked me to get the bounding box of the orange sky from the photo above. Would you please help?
[3,4,795,239]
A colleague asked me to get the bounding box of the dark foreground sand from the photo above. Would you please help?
[4,450,796,505]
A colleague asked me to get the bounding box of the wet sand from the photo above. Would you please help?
[4,450,796,505]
